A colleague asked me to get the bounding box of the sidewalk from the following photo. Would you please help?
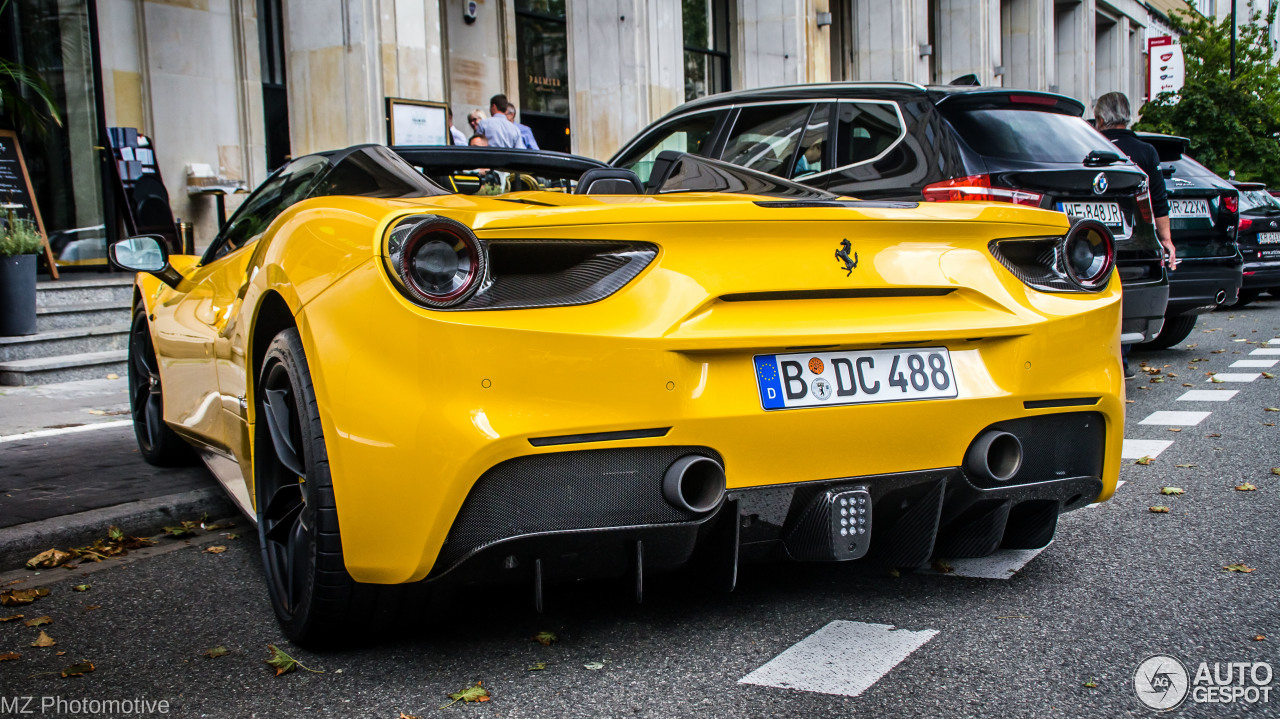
[0,377,230,566]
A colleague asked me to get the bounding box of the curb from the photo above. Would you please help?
[0,487,240,570]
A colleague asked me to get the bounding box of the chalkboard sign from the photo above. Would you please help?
[0,130,57,278]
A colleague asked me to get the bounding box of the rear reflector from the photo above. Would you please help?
[922,175,1044,207]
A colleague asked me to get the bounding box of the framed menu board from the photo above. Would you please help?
[386,97,449,146]
[0,130,57,279]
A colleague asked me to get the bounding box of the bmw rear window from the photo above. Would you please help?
[943,108,1118,164]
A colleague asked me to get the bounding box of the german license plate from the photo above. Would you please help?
[1168,199,1212,218]
[1257,232,1280,244]
[1057,201,1123,228]
[754,348,958,410]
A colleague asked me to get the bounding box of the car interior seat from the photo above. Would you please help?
[575,168,645,195]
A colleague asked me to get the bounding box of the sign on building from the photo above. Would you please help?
[1148,36,1185,102]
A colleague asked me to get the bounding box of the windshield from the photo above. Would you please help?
[1240,189,1280,213]
[944,108,1118,163]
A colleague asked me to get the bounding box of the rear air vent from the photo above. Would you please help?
[720,288,954,302]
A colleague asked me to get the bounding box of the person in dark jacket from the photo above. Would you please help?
[1094,92,1178,271]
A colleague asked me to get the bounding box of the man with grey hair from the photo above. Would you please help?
[505,104,539,150]
[1094,91,1176,271]
[1095,91,1176,381]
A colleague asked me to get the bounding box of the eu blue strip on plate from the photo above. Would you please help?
[754,355,784,409]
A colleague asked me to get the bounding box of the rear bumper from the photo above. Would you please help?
[1165,258,1243,315]
[1119,277,1169,343]
[1242,261,1280,289]
[428,413,1106,588]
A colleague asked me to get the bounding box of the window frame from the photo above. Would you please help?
[609,108,730,171]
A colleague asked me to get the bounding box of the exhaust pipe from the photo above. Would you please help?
[663,455,726,513]
[1216,289,1228,304]
[965,431,1023,483]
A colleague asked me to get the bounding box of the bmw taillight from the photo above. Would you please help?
[385,215,486,308]
[1223,194,1239,214]
[922,175,1044,207]
[1135,183,1155,224]
[989,219,1115,293]
[1240,217,1253,232]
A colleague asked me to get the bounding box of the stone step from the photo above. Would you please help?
[36,275,135,308]
[0,324,130,362]
[0,350,129,386]
[37,302,133,331]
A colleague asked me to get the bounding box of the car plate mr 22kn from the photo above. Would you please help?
[754,348,958,410]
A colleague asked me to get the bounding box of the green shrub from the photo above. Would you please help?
[0,219,44,258]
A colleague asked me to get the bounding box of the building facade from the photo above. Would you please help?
[0,0,1226,262]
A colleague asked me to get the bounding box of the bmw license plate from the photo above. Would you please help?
[1057,201,1123,228]
[1257,232,1280,244]
[1168,199,1212,218]
[754,348,958,410]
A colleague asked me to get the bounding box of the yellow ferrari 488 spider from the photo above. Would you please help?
[110,145,1123,645]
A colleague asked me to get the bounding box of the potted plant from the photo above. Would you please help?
[0,219,43,335]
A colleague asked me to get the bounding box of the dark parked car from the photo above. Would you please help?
[1124,133,1242,349]
[610,83,1170,344]
[1231,182,1280,305]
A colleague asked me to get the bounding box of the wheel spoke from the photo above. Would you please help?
[286,516,311,611]
[262,387,306,478]
[263,484,304,545]
[144,394,163,449]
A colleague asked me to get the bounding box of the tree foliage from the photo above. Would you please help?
[1136,1,1280,185]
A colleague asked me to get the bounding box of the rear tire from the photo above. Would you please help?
[1135,314,1198,351]
[1235,289,1261,307]
[255,327,410,647]
[127,306,194,466]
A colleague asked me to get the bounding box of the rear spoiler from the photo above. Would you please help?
[1135,132,1190,163]
[931,89,1084,117]
[1231,181,1267,191]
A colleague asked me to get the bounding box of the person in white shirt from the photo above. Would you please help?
[447,106,466,146]
[475,94,526,149]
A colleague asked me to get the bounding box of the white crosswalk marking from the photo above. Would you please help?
[1122,439,1174,459]
[1269,339,1280,345]
[920,548,1048,578]
[1250,348,1280,356]
[1231,359,1278,368]
[1139,411,1211,426]
[1205,373,1260,383]
[739,621,938,697]
[1178,390,1239,402]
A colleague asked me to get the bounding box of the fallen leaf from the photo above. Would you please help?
[201,520,235,531]
[1083,680,1098,689]
[106,372,119,379]
[1255,635,1267,641]
[528,662,547,671]
[264,644,321,676]
[1211,377,1225,383]
[1134,456,1154,466]
[55,651,64,656]
[86,409,105,415]
[1272,468,1280,476]
[442,681,491,708]
[1175,464,1197,468]
[887,568,901,578]
[1266,408,1280,413]
[1149,506,1170,513]
[0,614,23,622]
[0,588,49,607]
[1138,386,1151,390]
[25,549,72,570]
[1151,377,1166,383]
[204,546,227,554]
[162,521,199,538]
[108,526,123,541]
[1224,563,1256,573]
[399,714,422,719]
[60,662,94,677]
[1207,433,1222,437]
[23,616,51,627]
[931,559,954,574]
[1261,371,1276,379]
[83,606,100,612]
[0,652,18,661]
[1168,428,1182,432]
[583,662,605,670]
[1141,366,1161,375]
[533,631,557,646]
[1161,487,1184,495]
[72,585,89,592]
[1236,483,1257,491]
[1182,383,1194,387]
[1212,349,1226,354]
[1264,423,1276,427]
[226,533,240,540]
[204,646,228,658]
[31,631,56,648]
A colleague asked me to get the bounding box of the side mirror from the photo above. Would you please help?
[109,235,184,288]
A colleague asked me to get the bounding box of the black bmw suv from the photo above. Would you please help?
[610,83,1170,344]
[1127,133,1242,349]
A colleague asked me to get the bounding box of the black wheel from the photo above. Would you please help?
[127,306,193,466]
[255,328,409,647]
[1135,314,1198,351]
[1235,289,1261,307]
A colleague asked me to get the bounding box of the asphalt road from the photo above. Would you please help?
[1,300,1278,718]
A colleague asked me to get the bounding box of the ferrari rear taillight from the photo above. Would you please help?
[1063,220,1115,289]
[989,219,1116,293]
[922,175,1044,207]
[385,215,486,308]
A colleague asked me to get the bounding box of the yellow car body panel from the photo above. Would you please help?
[134,190,1123,585]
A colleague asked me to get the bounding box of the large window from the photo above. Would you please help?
[515,0,570,153]
[683,0,730,102]
[612,112,723,184]
[257,0,290,172]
